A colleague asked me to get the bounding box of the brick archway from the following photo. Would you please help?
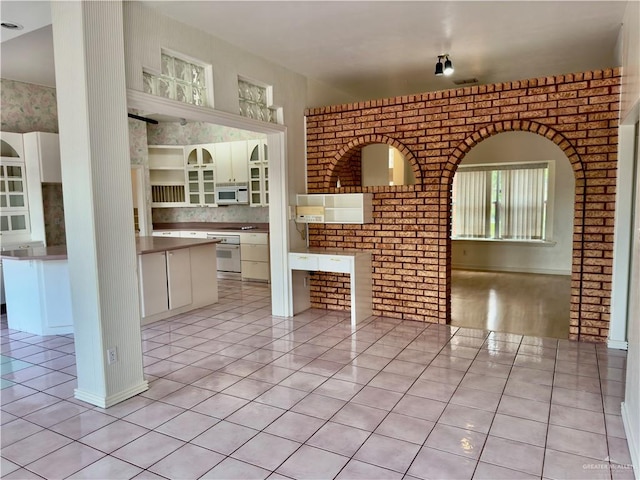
[320,135,422,192]
[442,120,587,340]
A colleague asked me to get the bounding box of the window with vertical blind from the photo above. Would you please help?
[452,161,552,241]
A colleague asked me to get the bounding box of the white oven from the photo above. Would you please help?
[208,234,241,272]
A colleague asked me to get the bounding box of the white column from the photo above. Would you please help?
[51,0,147,407]
[609,124,635,350]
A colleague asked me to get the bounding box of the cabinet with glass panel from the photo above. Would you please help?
[248,139,269,207]
[0,133,30,242]
[185,144,216,207]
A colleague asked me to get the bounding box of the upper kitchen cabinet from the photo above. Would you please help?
[0,133,30,243]
[149,145,186,207]
[184,144,216,207]
[24,133,62,183]
[248,139,269,207]
[214,141,248,184]
[1,132,62,246]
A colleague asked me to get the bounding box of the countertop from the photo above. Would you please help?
[153,222,269,234]
[1,237,221,261]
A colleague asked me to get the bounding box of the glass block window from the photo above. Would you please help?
[143,51,211,107]
[238,77,281,124]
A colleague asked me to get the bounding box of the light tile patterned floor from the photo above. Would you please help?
[0,279,635,479]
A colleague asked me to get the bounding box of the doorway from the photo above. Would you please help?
[449,131,575,338]
[127,90,292,318]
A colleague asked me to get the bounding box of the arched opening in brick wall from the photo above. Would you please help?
[323,135,422,193]
[442,121,587,340]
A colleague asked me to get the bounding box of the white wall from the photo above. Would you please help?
[620,1,639,122]
[619,1,640,475]
[361,144,390,186]
[452,131,574,275]
[306,77,357,108]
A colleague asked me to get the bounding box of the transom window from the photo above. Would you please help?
[452,161,552,241]
[143,50,212,107]
[238,77,282,124]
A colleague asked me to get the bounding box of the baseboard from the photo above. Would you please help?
[74,380,149,408]
[452,264,572,276]
[607,339,629,351]
[621,401,640,478]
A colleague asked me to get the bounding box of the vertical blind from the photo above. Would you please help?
[452,162,549,240]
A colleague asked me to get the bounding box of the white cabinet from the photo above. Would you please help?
[185,144,216,207]
[167,248,192,309]
[139,251,169,317]
[138,242,217,324]
[248,140,269,207]
[180,230,208,239]
[296,193,373,224]
[1,132,30,244]
[215,141,248,184]
[23,132,61,183]
[152,230,182,238]
[240,231,270,282]
[138,248,192,316]
[149,145,186,207]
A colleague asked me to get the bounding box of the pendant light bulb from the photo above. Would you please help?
[444,56,454,76]
[434,58,444,76]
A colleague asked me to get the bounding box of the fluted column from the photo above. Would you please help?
[51,0,147,407]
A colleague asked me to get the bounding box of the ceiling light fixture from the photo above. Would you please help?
[1,21,23,30]
[435,54,454,76]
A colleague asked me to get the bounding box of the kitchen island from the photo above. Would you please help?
[1,237,221,334]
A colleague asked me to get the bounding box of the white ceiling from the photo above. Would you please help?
[0,1,628,101]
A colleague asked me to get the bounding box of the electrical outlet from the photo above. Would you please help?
[107,348,117,365]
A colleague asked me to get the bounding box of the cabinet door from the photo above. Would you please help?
[167,248,192,309]
[214,143,233,183]
[139,252,169,317]
[230,141,249,183]
[25,132,61,183]
[0,161,31,240]
[241,243,268,262]
[289,253,319,271]
[318,255,352,273]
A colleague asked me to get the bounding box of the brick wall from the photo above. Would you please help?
[304,68,621,342]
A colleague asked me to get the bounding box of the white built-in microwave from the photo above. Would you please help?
[216,184,249,205]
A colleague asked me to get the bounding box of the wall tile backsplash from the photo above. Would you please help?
[152,205,269,224]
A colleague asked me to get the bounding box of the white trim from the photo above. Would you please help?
[621,401,640,477]
[610,124,637,348]
[607,339,629,350]
[451,264,571,276]
[126,90,292,318]
[74,381,149,409]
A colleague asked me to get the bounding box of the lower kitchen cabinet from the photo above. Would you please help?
[166,248,193,309]
[138,251,169,317]
[138,243,217,324]
[240,232,270,282]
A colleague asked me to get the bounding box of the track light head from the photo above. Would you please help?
[435,54,454,77]
[443,57,454,75]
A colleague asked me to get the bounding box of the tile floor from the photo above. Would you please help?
[0,279,635,480]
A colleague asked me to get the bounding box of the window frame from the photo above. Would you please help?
[143,48,214,108]
[237,75,283,124]
[451,160,556,243]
